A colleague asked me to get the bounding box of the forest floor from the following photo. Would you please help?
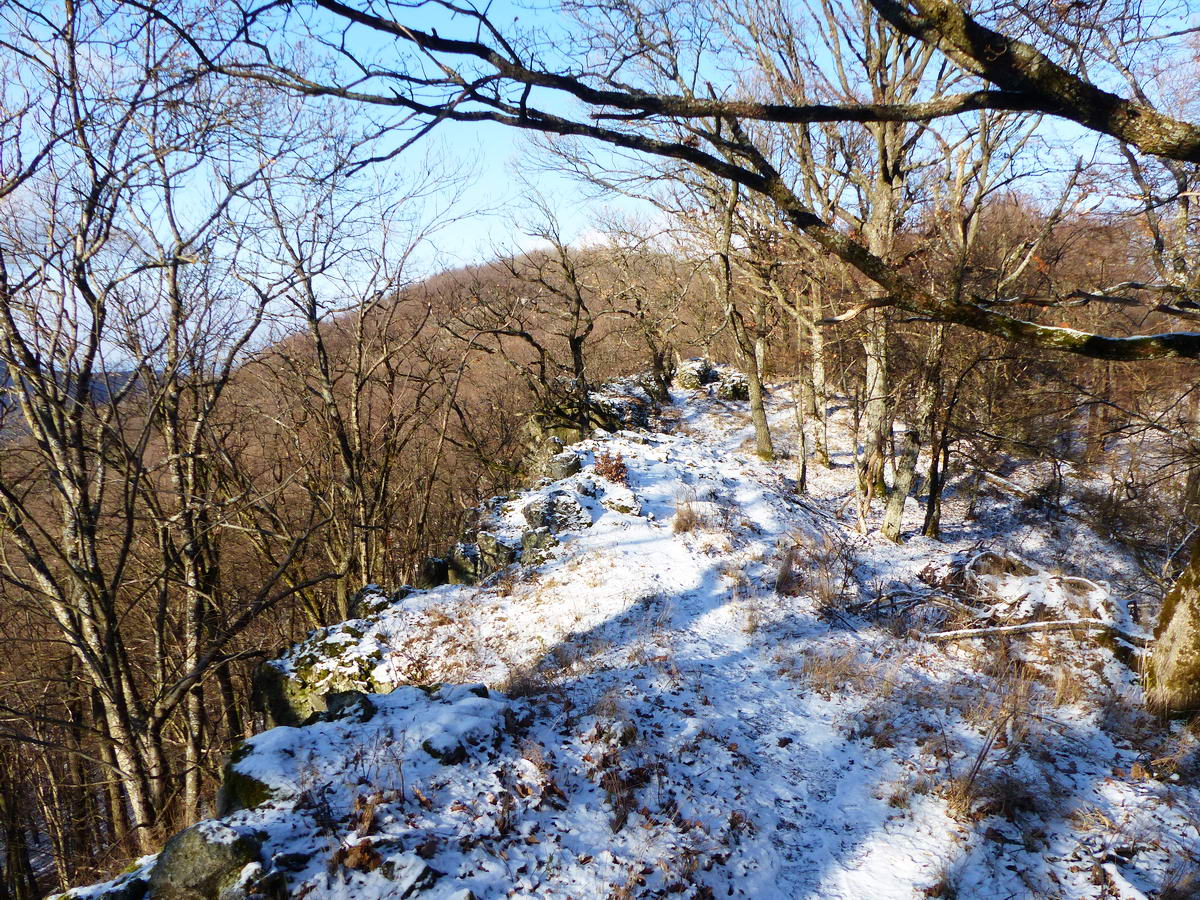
[73,374,1200,900]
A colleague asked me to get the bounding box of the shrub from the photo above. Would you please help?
[595,450,629,484]
[672,493,703,533]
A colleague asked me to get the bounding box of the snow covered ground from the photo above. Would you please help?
[71,374,1200,900]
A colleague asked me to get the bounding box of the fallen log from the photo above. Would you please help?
[926,618,1148,647]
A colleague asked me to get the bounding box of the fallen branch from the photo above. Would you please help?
[979,471,1037,503]
[924,594,992,621]
[926,618,1148,647]
[819,297,894,324]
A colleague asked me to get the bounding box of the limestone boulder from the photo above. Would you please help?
[522,491,592,533]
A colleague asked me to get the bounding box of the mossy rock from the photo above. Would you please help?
[251,653,381,729]
[146,821,261,900]
[476,531,518,575]
[715,373,750,401]
[1146,540,1200,715]
[347,587,399,619]
[602,498,640,516]
[521,527,558,564]
[323,690,377,723]
[215,744,277,816]
[251,661,313,728]
[675,358,717,389]
[447,542,480,585]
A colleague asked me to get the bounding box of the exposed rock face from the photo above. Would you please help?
[521,527,558,564]
[674,358,717,389]
[522,491,593,533]
[446,542,480,585]
[543,450,581,480]
[146,821,261,900]
[379,853,441,895]
[525,391,652,449]
[250,628,385,728]
[525,405,607,447]
[250,659,315,728]
[414,556,449,589]
[592,394,651,431]
[347,585,405,619]
[446,532,519,586]
[477,532,518,574]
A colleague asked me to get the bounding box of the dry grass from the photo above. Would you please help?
[783,645,878,698]
[944,695,1043,823]
[607,865,645,900]
[672,494,704,534]
[852,702,903,748]
[888,774,935,810]
[589,686,623,720]
[922,861,961,899]
[740,593,764,634]
[672,484,745,537]
[774,544,802,596]
[498,657,555,698]
[584,722,650,834]
[1051,665,1085,707]
[778,531,856,612]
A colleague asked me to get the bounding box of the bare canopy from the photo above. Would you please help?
[161,0,1200,360]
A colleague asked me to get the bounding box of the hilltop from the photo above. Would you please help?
[70,370,1198,900]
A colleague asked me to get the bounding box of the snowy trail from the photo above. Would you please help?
[69,375,1200,900]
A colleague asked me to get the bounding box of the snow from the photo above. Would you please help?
[68,372,1199,900]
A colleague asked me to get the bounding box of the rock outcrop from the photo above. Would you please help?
[715,371,750,401]
[674,358,718,389]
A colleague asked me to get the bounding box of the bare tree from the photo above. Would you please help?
[0,0,334,857]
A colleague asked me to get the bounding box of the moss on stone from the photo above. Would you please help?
[216,744,277,815]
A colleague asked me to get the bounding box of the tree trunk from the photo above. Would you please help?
[860,310,890,498]
[717,182,773,460]
[217,661,246,741]
[0,783,39,900]
[747,362,775,460]
[1,753,40,900]
[183,685,205,823]
[1183,464,1200,528]
[1147,536,1200,715]
[793,377,808,493]
[882,326,943,542]
[809,286,830,466]
[881,426,920,542]
[922,440,949,539]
